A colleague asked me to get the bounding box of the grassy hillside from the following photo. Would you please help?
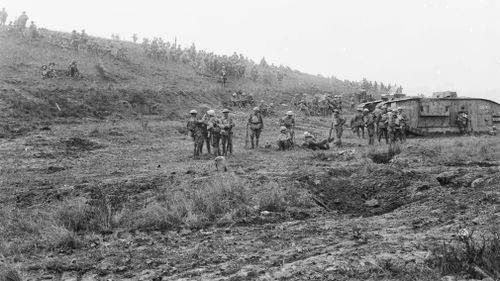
[0,28,358,118]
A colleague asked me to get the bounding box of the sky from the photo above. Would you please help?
[3,0,500,102]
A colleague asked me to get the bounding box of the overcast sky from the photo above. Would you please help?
[3,0,500,102]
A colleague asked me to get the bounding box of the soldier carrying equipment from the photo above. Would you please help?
[187,110,205,159]
[363,108,375,146]
[280,111,295,144]
[247,107,264,149]
[206,110,222,156]
[331,109,346,147]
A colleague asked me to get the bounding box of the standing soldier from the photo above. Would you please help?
[387,108,397,144]
[80,29,89,46]
[280,111,295,144]
[68,61,80,78]
[71,30,79,50]
[0,8,7,27]
[206,110,222,156]
[456,111,469,135]
[331,109,346,147]
[28,21,38,39]
[352,108,365,138]
[231,93,238,107]
[395,107,407,142]
[199,110,211,155]
[372,104,383,136]
[248,107,264,149]
[220,109,235,156]
[363,108,375,145]
[377,106,389,144]
[221,65,227,86]
[187,110,204,159]
[17,11,28,31]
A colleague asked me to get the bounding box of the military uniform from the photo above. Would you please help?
[220,111,235,156]
[353,110,365,138]
[277,127,292,151]
[363,110,375,145]
[187,111,205,159]
[395,110,407,142]
[456,112,469,135]
[280,113,295,142]
[0,8,8,27]
[248,110,264,148]
[302,133,330,150]
[331,112,346,146]
[207,115,222,156]
[377,110,389,144]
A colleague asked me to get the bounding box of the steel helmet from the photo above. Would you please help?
[286,111,293,116]
[189,109,197,114]
[363,108,369,112]
[397,107,402,110]
[280,126,287,132]
[303,131,312,137]
[207,110,215,116]
[232,93,237,96]
[253,107,260,111]
[222,108,230,113]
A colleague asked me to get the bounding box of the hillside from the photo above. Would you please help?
[0,28,369,127]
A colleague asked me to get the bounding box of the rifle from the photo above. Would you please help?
[245,124,249,148]
[328,123,334,143]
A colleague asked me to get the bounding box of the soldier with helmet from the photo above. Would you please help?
[363,108,376,145]
[302,131,331,150]
[377,106,389,144]
[187,109,205,159]
[248,107,264,149]
[220,108,235,156]
[277,126,292,151]
[279,111,295,143]
[68,61,80,78]
[206,110,222,156]
[352,107,365,139]
[331,109,346,147]
[395,107,407,142]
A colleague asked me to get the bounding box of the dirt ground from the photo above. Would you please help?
[1,113,500,281]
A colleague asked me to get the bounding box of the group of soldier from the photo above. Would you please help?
[41,61,80,79]
[186,105,353,159]
[230,91,255,108]
[293,94,344,117]
[352,104,407,146]
[1,9,36,37]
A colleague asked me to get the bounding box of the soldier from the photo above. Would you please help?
[68,61,79,78]
[377,106,389,144]
[41,65,49,79]
[187,110,204,159]
[206,110,222,156]
[0,8,7,27]
[80,29,89,45]
[489,126,498,136]
[247,107,264,149]
[277,126,293,151]
[331,109,346,147]
[387,108,398,144]
[372,104,383,136]
[363,108,376,145]
[352,108,365,138]
[71,30,79,50]
[48,62,57,78]
[221,65,227,86]
[231,93,238,107]
[396,107,407,142]
[28,21,38,39]
[17,11,28,31]
[350,96,355,110]
[220,109,235,156]
[302,131,331,150]
[456,111,469,135]
[280,111,295,143]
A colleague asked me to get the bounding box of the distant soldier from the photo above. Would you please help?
[41,65,49,79]
[48,62,57,78]
[302,131,331,150]
[231,93,238,107]
[220,109,235,156]
[280,111,295,143]
[395,107,407,142]
[331,109,346,147]
[221,65,227,86]
[363,108,375,145]
[372,104,383,135]
[247,107,264,149]
[17,11,28,31]
[377,106,389,144]
[247,93,255,106]
[352,108,365,138]
[456,111,469,135]
[206,110,222,156]
[350,96,355,110]
[80,29,89,45]
[277,126,293,151]
[387,108,398,144]
[0,8,7,27]
[489,126,498,136]
[187,110,204,159]
[28,21,38,39]
[71,30,79,50]
[132,33,138,43]
[68,61,80,78]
